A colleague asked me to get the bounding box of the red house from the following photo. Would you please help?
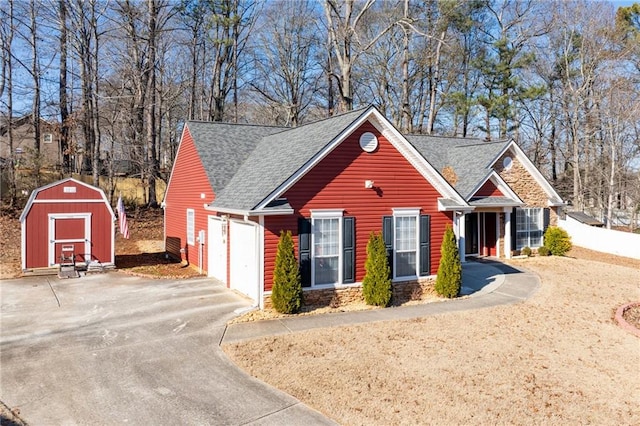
[20,178,115,271]
[164,106,563,307]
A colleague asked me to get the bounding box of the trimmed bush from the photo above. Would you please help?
[544,226,572,256]
[271,230,303,314]
[362,231,392,307]
[537,246,550,256]
[521,246,532,257]
[435,225,462,298]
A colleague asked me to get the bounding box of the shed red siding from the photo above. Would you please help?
[164,126,215,271]
[21,179,114,269]
[263,121,452,291]
[474,180,503,197]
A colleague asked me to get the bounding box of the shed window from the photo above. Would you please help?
[516,207,543,249]
[187,209,195,246]
[43,133,53,144]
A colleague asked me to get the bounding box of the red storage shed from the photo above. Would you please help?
[20,178,115,271]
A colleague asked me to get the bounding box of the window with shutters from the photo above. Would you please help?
[393,209,420,279]
[313,217,340,285]
[515,207,543,249]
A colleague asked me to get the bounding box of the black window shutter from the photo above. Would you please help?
[419,215,430,276]
[511,207,518,251]
[382,216,394,277]
[342,217,355,284]
[543,208,550,232]
[298,217,311,287]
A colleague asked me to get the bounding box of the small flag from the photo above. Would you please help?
[117,195,130,239]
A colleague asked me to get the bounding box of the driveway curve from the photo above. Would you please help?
[0,273,335,425]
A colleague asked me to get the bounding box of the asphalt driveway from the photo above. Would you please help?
[0,273,334,425]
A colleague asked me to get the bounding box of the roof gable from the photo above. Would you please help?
[211,108,374,212]
[19,178,114,222]
[494,141,565,206]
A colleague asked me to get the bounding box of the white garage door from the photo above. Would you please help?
[229,220,259,303]
[207,216,227,284]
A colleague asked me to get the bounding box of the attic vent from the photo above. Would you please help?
[359,132,378,153]
[503,156,513,171]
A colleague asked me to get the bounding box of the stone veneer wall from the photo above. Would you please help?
[495,151,558,225]
[263,277,437,310]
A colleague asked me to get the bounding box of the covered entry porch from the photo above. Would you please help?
[454,203,520,262]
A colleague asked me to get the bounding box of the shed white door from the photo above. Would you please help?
[229,220,259,303]
[207,216,227,284]
[48,213,91,266]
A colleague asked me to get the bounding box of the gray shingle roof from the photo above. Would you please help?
[211,108,369,211]
[406,135,509,199]
[187,121,286,195]
[186,109,529,213]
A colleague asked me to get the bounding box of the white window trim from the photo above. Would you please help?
[515,207,543,249]
[186,209,195,246]
[392,208,420,280]
[311,210,343,287]
[43,133,53,143]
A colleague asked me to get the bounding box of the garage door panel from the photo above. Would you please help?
[229,221,258,303]
[208,217,227,284]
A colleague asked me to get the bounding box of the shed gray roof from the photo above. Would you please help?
[210,108,369,211]
[406,135,509,199]
[567,211,604,226]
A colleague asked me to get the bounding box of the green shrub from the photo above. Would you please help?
[362,232,392,307]
[521,246,532,257]
[435,225,462,298]
[544,226,572,256]
[537,246,550,256]
[271,230,303,314]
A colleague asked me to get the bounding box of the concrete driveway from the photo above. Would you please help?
[0,273,334,425]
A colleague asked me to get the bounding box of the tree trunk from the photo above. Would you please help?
[30,0,42,186]
[59,0,71,174]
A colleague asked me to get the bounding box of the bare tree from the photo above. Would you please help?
[0,0,17,206]
[250,0,321,126]
[323,0,393,112]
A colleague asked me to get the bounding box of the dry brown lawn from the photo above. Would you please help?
[223,254,640,425]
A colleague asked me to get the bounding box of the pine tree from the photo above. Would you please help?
[435,225,462,298]
[271,230,303,313]
[362,231,392,307]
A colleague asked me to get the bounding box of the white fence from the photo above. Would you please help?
[558,216,640,260]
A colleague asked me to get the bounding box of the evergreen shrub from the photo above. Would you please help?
[537,246,550,256]
[521,246,532,257]
[362,232,392,307]
[544,226,572,256]
[271,230,303,314]
[435,225,462,298]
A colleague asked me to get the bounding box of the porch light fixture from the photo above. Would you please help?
[365,180,375,189]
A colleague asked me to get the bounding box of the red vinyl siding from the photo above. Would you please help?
[164,126,215,272]
[263,121,452,291]
[474,180,503,197]
[23,180,113,268]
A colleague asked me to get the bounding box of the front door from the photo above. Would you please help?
[48,214,91,266]
[482,213,497,256]
[465,213,479,255]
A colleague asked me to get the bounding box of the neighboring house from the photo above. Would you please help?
[164,106,564,307]
[0,115,62,169]
[566,211,604,227]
